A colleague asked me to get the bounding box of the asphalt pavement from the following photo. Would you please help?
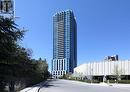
[39,79,130,92]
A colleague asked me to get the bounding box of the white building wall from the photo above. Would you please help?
[93,62,96,75]
[98,62,101,75]
[105,62,108,75]
[124,62,128,75]
[74,60,130,76]
[128,62,130,74]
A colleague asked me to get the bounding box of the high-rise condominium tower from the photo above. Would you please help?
[51,10,77,78]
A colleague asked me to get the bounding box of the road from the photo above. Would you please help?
[39,79,130,92]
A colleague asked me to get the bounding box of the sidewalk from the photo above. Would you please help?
[109,83,130,90]
[98,82,130,91]
[69,80,130,89]
[20,87,39,92]
[110,83,130,87]
[99,82,130,87]
[20,81,49,92]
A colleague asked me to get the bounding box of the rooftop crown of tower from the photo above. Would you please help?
[0,0,14,18]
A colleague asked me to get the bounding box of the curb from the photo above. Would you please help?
[37,80,50,92]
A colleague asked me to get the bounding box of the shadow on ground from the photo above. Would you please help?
[42,79,60,88]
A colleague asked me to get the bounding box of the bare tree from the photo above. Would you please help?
[113,65,123,82]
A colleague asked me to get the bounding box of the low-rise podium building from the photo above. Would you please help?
[74,60,130,81]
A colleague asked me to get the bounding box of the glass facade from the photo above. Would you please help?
[52,10,77,78]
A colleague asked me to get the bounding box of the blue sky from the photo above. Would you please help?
[15,0,130,70]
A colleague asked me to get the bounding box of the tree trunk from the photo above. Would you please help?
[9,80,15,92]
